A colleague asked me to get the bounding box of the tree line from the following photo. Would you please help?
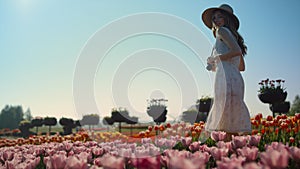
[1,95,299,136]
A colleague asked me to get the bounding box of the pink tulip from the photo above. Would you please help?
[148,145,161,156]
[248,135,261,147]
[87,141,98,147]
[33,147,45,156]
[237,147,258,162]
[243,162,266,169]
[2,150,14,161]
[154,138,166,147]
[45,148,56,156]
[68,150,75,156]
[165,139,177,149]
[26,158,40,169]
[191,151,210,164]
[211,131,226,142]
[181,137,192,147]
[65,156,88,169]
[289,146,300,162]
[168,156,204,169]
[134,147,150,158]
[118,148,132,158]
[216,141,233,153]
[63,142,73,152]
[93,157,102,167]
[210,147,228,161]
[189,141,201,152]
[266,142,287,152]
[14,162,33,169]
[217,155,245,169]
[164,149,191,159]
[45,154,67,169]
[199,144,211,153]
[131,156,161,169]
[92,147,104,157]
[99,154,124,169]
[5,160,18,169]
[73,146,87,154]
[260,148,289,169]
[231,135,248,149]
[141,138,152,144]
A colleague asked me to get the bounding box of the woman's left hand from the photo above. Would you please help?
[213,54,221,63]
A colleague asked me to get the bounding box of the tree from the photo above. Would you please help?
[110,108,138,133]
[289,95,300,116]
[181,109,199,124]
[19,120,33,138]
[81,114,100,130]
[24,108,33,121]
[0,105,24,129]
[43,117,57,133]
[31,117,44,134]
[59,117,76,135]
[102,116,114,132]
[181,109,207,124]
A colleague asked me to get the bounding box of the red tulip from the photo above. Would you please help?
[254,114,261,121]
[148,126,153,132]
[266,115,273,121]
[261,129,265,135]
[159,125,165,131]
[261,120,266,126]
[275,128,280,134]
[251,130,258,135]
[295,113,300,120]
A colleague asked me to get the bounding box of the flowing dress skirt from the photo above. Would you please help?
[205,60,251,133]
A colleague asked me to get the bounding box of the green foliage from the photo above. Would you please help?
[172,141,187,151]
[24,108,33,121]
[81,114,100,128]
[203,137,216,147]
[197,95,213,103]
[206,156,217,169]
[0,105,24,129]
[36,155,46,169]
[289,95,300,115]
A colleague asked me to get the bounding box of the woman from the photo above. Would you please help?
[202,4,251,140]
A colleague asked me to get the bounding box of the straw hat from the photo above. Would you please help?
[202,4,239,30]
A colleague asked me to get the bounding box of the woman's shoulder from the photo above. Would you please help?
[216,27,232,37]
[216,26,235,40]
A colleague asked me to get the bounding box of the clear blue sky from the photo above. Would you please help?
[1,0,299,122]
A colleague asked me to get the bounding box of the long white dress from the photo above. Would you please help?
[205,27,251,133]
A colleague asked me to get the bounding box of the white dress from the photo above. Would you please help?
[205,27,251,133]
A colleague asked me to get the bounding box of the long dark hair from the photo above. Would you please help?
[213,10,247,56]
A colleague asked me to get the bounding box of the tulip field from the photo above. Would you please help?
[1,113,300,169]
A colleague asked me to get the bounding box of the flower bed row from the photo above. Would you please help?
[1,134,300,169]
[0,113,299,168]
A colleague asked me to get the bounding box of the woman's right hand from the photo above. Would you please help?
[207,56,215,64]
